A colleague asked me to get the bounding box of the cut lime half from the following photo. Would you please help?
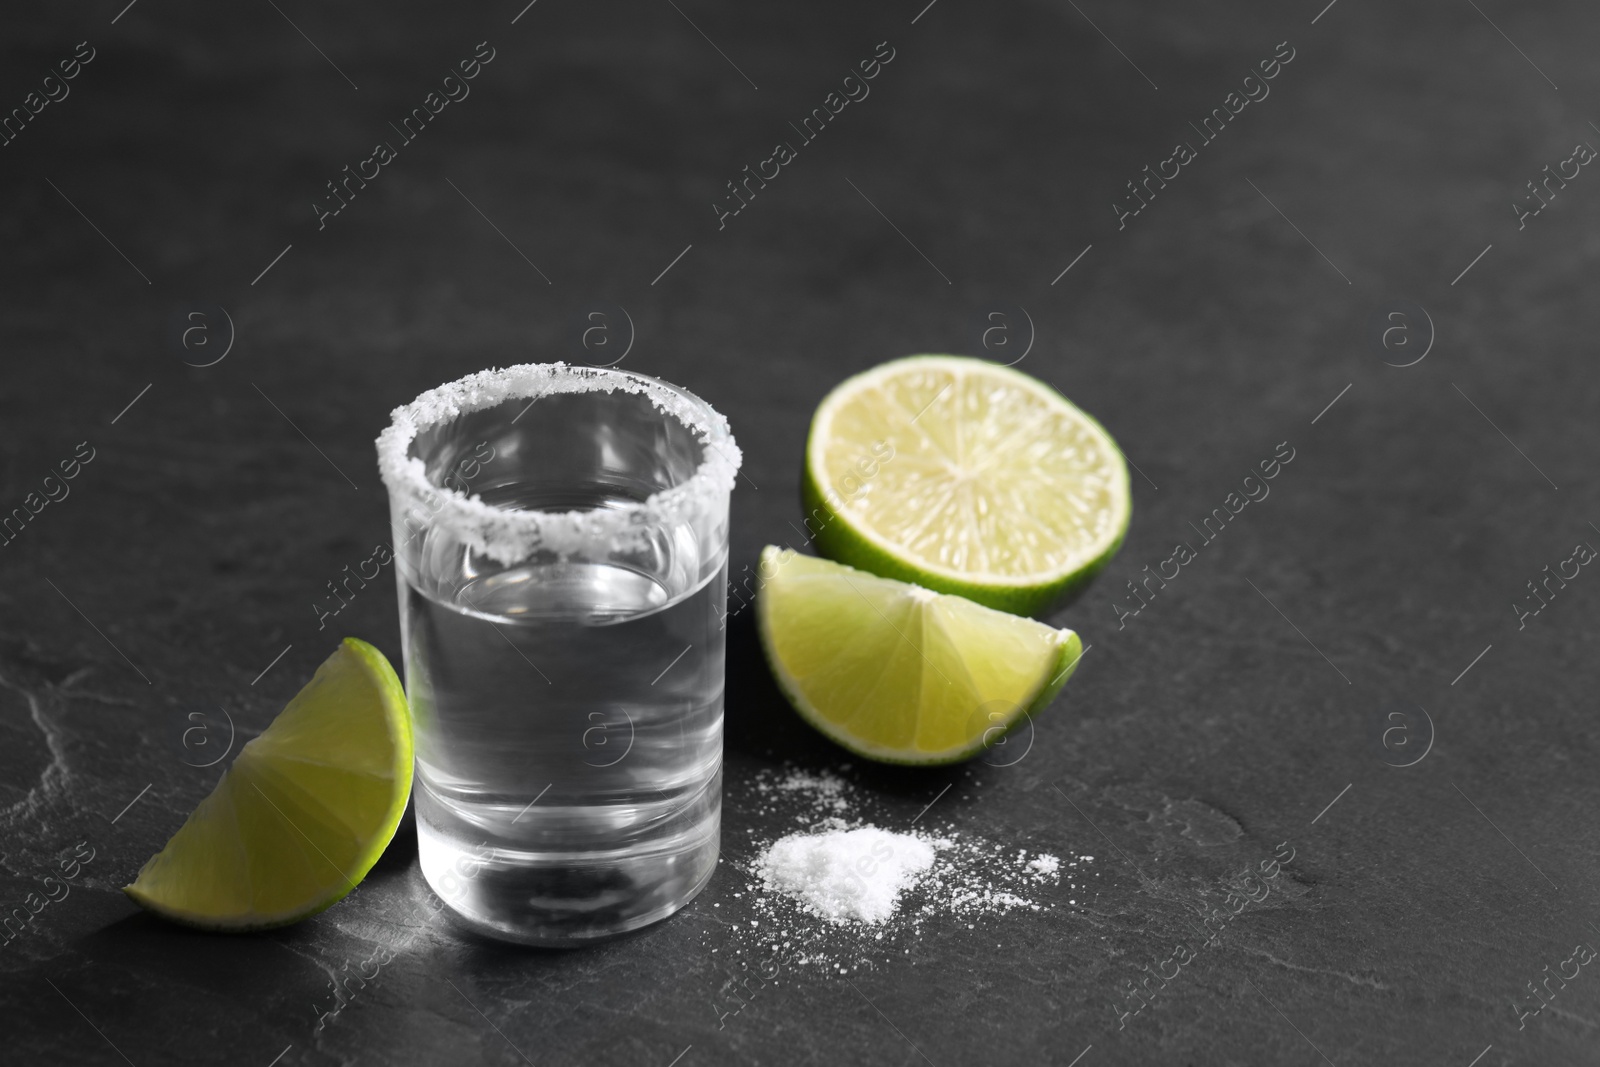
[756,546,1083,765]
[125,638,413,930]
[803,354,1131,616]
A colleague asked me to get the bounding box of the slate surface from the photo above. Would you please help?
[1,1,1597,1064]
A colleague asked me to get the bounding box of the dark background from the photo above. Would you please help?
[2,0,1597,1063]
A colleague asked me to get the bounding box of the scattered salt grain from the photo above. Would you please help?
[1026,854,1061,878]
[755,768,854,815]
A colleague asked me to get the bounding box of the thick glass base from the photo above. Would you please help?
[416,784,720,947]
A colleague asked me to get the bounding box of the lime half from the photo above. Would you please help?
[125,638,413,930]
[803,354,1130,616]
[756,546,1083,765]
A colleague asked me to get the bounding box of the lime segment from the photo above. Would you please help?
[757,547,1082,764]
[803,354,1131,615]
[125,638,413,930]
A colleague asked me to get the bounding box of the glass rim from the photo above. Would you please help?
[375,362,741,565]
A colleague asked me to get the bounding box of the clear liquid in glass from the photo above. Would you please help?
[397,396,727,946]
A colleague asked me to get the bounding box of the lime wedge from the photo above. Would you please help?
[125,638,413,929]
[803,354,1131,615]
[756,546,1083,764]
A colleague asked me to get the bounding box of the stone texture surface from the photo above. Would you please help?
[1,1,1597,1063]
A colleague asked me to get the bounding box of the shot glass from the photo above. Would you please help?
[376,364,740,945]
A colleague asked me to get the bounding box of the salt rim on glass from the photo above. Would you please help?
[375,363,742,566]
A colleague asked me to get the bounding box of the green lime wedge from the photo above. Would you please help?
[803,354,1131,616]
[125,638,413,930]
[756,546,1083,765]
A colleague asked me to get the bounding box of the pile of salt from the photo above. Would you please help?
[758,826,937,925]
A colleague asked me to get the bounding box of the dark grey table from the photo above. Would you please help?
[2,1,1595,1063]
